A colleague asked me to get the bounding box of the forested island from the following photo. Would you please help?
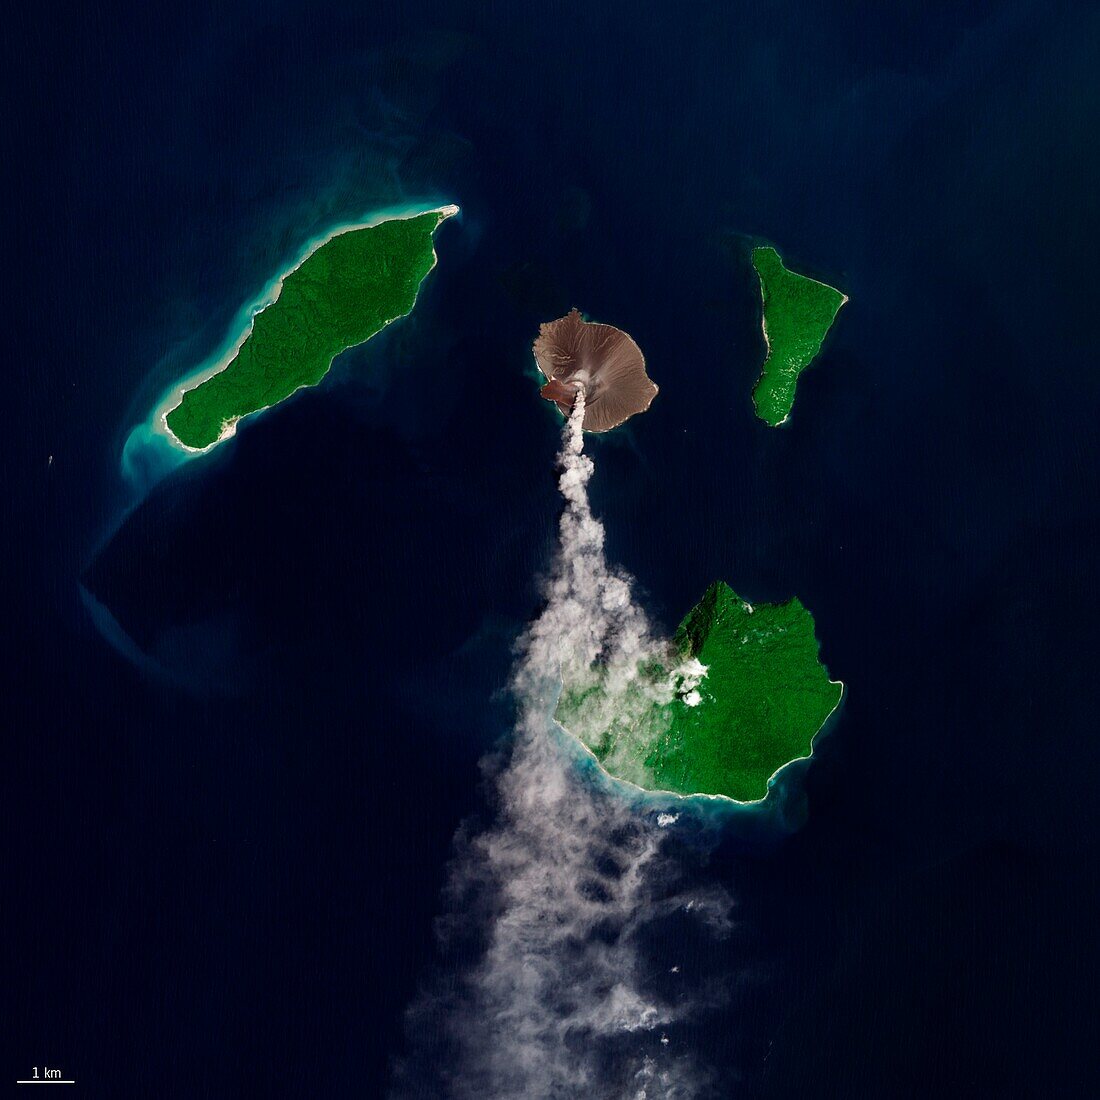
[556,582,842,803]
[752,246,847,426]
[163,205,458,451]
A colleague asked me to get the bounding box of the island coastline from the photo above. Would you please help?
[153,203,459,454]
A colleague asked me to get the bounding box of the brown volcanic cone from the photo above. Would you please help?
[533,308,657,432]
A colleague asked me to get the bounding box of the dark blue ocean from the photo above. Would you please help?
[7,0,1100,1094]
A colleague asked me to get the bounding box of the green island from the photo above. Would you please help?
[751,245,847,427]
[556,581,842,803]
[163,206,458,451]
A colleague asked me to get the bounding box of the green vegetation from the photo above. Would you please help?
[556,582,842,802]
[165,208,455,450]
[751,246,846,427]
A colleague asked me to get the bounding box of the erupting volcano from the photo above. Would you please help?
[533,308,658,431]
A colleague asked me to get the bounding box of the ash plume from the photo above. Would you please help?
[394,391,733,1099]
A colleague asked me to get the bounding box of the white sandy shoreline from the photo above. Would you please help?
[152,203,460,454]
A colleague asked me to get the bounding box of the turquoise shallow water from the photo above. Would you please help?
[8,0,1100,1095]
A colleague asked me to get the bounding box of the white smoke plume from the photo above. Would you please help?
[395,391,734,1099]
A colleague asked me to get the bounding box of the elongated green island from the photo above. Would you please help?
[556,581,842,803]
[752,246,847,427]
[163,205,458,451]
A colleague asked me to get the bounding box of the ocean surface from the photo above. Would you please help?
[7,0,1100,1095]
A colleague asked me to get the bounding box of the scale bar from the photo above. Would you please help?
[16,1082,75,1085]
